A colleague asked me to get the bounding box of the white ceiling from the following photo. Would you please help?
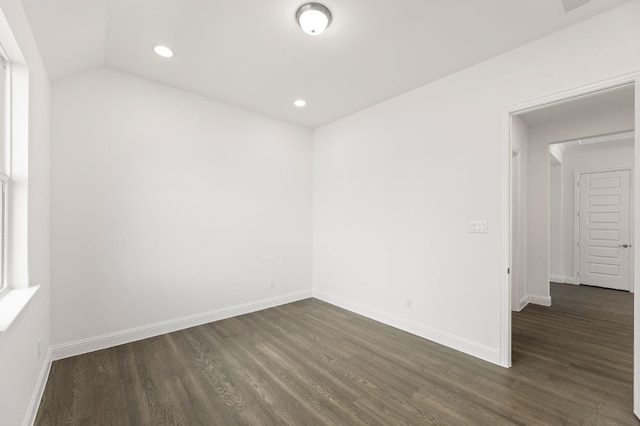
[22,0,630,128]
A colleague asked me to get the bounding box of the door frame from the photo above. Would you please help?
[511,146,523,311]
[500,71,639,372]
[574,168,634,292]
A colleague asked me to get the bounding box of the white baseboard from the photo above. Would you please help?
[513,295,529,312]
[514,294,552,311]
[550,275,578,285]
[312,290,501,366]
[52,290,312,360]
[23,348,52,426]
[526,294,552,306]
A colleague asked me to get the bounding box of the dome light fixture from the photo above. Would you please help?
[296,3,332,36]
[294,99,307,107]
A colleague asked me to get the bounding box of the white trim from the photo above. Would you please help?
[510,147,524,314]
[0,285,39,332]
[633,79,640,418]
[52,290,312,360]
[550,275,579,284]
[574,171,581,286]
[23,348,51,426]
[501,71,640,372]
[0,58,9,295]
[500,100,512,368]
[549,153,563,287]
[513,293,553,311]
[508,74,637,115]
[313,290,501,366]
[0,174,8,293]
[526,294,553,307]
[512,295,529,312]
[565,276,579,285]
[518,295,529,311]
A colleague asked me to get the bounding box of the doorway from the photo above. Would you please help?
[503,78,638,415]
[547,129,635,293]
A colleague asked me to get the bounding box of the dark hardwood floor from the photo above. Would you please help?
[35,283,637,425]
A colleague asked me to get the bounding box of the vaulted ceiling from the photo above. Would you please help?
[22,0,630,128]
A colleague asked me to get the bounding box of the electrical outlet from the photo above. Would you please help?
[270,280,276,290]
[406,299,413,309]
[37,340,42,358]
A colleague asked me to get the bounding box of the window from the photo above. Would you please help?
[0,13,35,332]
[0,54,8,297]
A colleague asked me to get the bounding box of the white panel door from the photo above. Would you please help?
[579,170,631,291]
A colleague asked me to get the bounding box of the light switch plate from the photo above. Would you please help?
[470,220,488,233]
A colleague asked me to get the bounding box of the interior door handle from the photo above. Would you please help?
[619,244,632,248]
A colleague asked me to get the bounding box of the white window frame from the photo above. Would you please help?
[0,8,37,334]
[0,53,10,297]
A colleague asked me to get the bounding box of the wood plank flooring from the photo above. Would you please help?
[35,283,637,425]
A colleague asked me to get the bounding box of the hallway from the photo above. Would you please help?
[512,282,635,424]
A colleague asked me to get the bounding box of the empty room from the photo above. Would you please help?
[1,0,640,424]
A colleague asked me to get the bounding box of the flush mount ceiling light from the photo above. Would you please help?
[296,3,332,36]
[294,99,307,107]
[154,45,174,58]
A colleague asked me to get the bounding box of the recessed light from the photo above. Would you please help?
[154,45,174,58]
[294,99,307,107]
[296,3,332,36]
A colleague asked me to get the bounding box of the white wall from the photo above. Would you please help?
[313,2,640,365]
[549,142,564,284]
[549,157,563,281]
[511,116,528,311]
[560,140,635,282]
[526,105,634,299]
[51,68,313,352]
[0,0,51,425]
